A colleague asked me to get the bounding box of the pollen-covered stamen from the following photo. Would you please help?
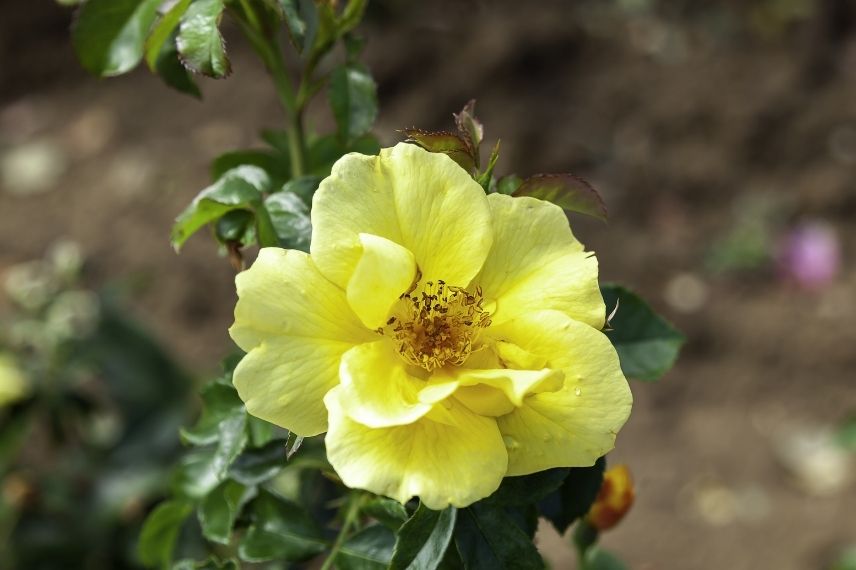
[380,280,491,371]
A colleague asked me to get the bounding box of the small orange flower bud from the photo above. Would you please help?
[587,464,635,531]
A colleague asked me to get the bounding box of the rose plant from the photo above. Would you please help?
[53,1,685,568]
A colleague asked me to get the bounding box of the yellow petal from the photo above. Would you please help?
[346,233,416,329]
[423,367,564,417]
[233,337,353,436]
[489,310,632,476]
[476,194,605,328]
[229,248,374,436]
[324,387,507,509]
[338,341,433,428]
[230,248,370,350]
[311,143,492,288]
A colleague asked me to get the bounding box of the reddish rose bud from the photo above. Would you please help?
[587,465,635,531]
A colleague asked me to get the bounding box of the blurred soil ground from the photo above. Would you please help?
[1,1,855,568]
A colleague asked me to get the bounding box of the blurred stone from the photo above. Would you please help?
[828,125,856,164]
[687,477,771,526]
[191,121,245,155]
[0,99,50,144]
[63,107,117,159]
[0,139,66,195]
[107,149,155,198]
[774,426,852,496]
[664,272,709,314]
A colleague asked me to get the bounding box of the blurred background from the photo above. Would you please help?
[1,0,855,568]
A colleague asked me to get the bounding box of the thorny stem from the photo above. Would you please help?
[320,493,364,570]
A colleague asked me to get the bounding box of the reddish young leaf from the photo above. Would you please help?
[513,173,607,221]
[400,128,476,173]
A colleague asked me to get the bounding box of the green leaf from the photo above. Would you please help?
[513,173,607,221]
[215,209,256,246]
[306,0,337,61]
[601,284,684,381]
[138,500,193,568]
[172,447,223,500]
[172,409,247,501]
[329,64,378,142]
[281,175,322,205]
[199,479,256,545]
[390,504,457,570]
[495,174,522,195]
[211,149,289,183]
[582,547,629,570]
[229,439,286,486]
[145,0,193,69]
[153,31,202,98]
[401,130,476,173]
[176,0,231,78]
[538,457,605,534]
[180,379,245,446]
[361,497,408,530]
[278,0,308,51]
[72,0,161,76]
[454,503,544,570]
[171,165,271,250]
[337,524,396,570]
[238,490,327,562]
[486,468,569,507]
[247,416,275,447]
[264,192,312,252]
[307,134,379,177]
[338,0,369,34]
[172,559,239,570]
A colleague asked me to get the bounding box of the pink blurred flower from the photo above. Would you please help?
[778,222,841,289]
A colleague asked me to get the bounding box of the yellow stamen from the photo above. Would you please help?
[379,280,491,371]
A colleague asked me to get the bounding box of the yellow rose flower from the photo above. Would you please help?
[230,143,632,509]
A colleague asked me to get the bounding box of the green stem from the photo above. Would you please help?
[320,494,364,570]
[232,10,307,177]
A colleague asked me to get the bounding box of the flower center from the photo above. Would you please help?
[381,280,491,371]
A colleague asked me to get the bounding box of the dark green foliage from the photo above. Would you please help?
[601,284,685,381]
